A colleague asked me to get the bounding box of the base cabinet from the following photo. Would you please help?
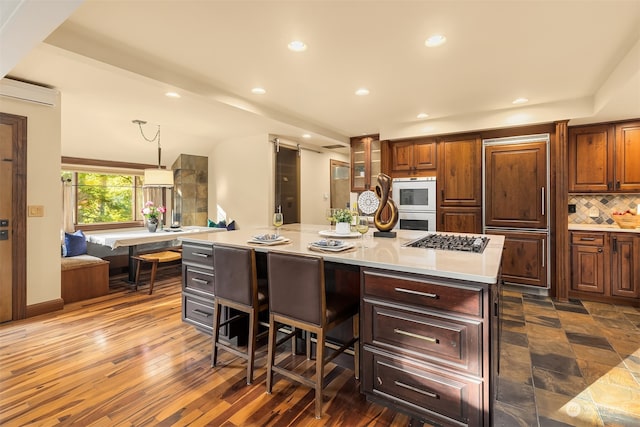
[611,234,640,298]
[570,231,640,304]
[181,241,240,339]
[361,268,497,427]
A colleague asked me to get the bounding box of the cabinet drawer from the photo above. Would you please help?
[571,232,605,246]
[363,301,481,375]
[183,265,215,296]
[363,348,483,427]
[363,270,483,317]
[182,292,214,333]
[182,243,214,267]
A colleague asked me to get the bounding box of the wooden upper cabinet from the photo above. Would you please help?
[568,124,613,192]
[484,140,547,229]
[350,135,381,192]
[437,136,482,207]
[391,139,436,176]
[615,121,640,192]
[569,120,640,192]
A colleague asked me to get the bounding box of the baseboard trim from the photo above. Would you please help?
[26,298,64,318]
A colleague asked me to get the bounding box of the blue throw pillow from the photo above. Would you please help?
[207,219,216,227]
[64,230,87,257]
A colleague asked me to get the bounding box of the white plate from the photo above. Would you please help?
[248,235,289,245]
[318,230,361,238]
[308,242,354,252]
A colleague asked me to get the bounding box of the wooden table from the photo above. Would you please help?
[86,226,225,282]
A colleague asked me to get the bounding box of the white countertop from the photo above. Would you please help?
[86,226,226,249]
[180,224,505,285]
[569,223,640,233]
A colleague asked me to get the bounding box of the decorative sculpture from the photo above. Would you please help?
[373,173,398,237]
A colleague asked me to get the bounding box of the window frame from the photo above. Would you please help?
[62,157,168,232]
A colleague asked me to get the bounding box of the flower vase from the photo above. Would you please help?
[335,222,351,235]
[147,219,158,233]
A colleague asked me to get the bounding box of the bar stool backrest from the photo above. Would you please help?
[213,244,257,307]
[267,252,325,327]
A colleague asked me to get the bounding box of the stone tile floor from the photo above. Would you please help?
[493,289,640,426]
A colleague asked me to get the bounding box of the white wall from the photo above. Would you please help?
[209,133,272,229]
[300,148,349,225]
[1,94,62,305]
[209,134,349,229]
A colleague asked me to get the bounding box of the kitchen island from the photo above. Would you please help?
[180,224,504,427]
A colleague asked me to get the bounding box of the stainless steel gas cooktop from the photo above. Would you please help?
[405,234,490,253]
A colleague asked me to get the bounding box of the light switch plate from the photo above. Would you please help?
[28,205,44,217]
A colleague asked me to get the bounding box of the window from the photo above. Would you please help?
[62,170,144,224]
[61,158,169,231]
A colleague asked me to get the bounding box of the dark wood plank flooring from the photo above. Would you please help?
[0,266,412,426]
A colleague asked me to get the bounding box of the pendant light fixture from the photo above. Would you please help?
[132,119,174,187]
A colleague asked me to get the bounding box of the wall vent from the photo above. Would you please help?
[322,144,346,150]
[0,78,58,107]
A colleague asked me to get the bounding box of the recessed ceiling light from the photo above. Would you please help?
[355,88,370,96]
[425,34,447,47]
[302,133,311,139]
[288,40,307,52]
[251,87,266,95]
[512,97,529,104]
[165,92,181,98]
[417,113,429,119]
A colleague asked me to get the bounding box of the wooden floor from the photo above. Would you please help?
[0,267,413,426]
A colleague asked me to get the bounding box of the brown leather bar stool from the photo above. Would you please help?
[212,243,269,385]
[131,250,182,295]
[265,251,359,419]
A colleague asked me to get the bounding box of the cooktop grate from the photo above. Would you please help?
[405,234,490,253]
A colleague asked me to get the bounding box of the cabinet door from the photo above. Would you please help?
[351,135,380,192]
[438,137,481,206]
[611,234,640,298]
[438,207,482,234]
[391,142,413,172]
[351,138,367,191]
[369,138,382,189]
[413,141,436,171]
[615,121,640,192]
[484,141,547,229]
[571,244,606,294]
[568,124,613,192]
[486,230,548,288]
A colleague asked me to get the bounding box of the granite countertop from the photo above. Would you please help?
[569,223,640,233]
[180,223,505,285]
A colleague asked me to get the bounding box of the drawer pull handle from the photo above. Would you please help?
[192,309,212,318]
[580,237,595,241]
[394,287,438,299]
[191,278,209,285]
[394,328,437,343]
[192,252,210,258]
[394,381,438,399]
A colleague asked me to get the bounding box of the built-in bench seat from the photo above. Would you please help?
[61,255,110,303]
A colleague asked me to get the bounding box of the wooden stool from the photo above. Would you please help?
[266,252,359,419]
[131,250,182,294]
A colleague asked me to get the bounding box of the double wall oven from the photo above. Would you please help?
[392,177,437,231]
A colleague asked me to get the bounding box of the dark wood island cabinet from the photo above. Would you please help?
[180,225,504,426]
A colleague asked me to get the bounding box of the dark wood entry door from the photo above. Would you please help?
[0,121,13,322]
[484,140,547,229]
[0,113,27,322]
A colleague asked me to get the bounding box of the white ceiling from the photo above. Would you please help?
[3,0,640,166]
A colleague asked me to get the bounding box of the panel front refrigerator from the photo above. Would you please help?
[483,134,550,289]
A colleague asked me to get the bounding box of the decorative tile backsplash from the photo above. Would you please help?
[568,194,640,225]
